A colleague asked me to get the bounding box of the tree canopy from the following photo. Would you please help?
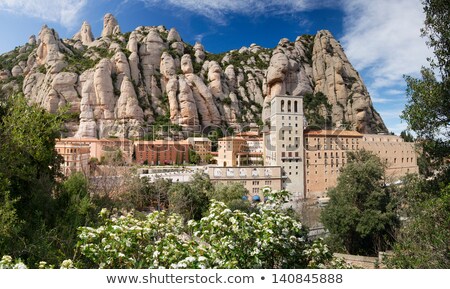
[321,150,398,256]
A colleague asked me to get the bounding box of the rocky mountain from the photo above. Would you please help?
[0,13,387,138]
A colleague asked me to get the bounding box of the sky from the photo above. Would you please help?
[0,0,432,135]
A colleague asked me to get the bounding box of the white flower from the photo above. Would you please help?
[60,259,74,269]
[186,256,196,263]
[38,261,47,269]
[1,255,12,263]
[13,262,27,269]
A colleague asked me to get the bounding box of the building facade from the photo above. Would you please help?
[236,131,264,165]
[216,136,248,167]
[304,130,363,199]
[207,166,283,201]
[187,137,212,164]
[55,142,90,176]
[304,130,419,199]
[57,138,133,164]
[361,134,418,178]
[134,140,190,165]
[263,95,305,200]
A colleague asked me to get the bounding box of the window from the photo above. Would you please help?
[281,100,285,112]
[287,100,291,112]
[294,101,298,113]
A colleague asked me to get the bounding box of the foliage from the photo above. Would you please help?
[0,191,22,253]
[168,173,211,221]
[0,94,67,264]
[188,149,201,165]
[321,150,399,256]
[204,153,215,164]
[0,45,35,71]
[401,0,450,174]
[402,68,449,140]
[400,130,414,142]
[75,189,349,269]
[0,94,100,266]
[120,177,171,212]
[207,182,252,212]
[221,97,232,105]
[63,48,97,73]
[390,2,450,268]
[421,0,450,81]
[385,172,450,268]
[207,127,225,152]
[53,173,97,258]
[304,92,333,129]
[0,255,28,269]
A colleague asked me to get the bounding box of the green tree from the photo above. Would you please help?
[208,182,252,212]
[204,153,215,164]
[401,0,450,174]
[388,0,450,268]
[386,173,450,268]
[120,177,171,211]
[0,94,67,264]
[168,173,211,221]
[53,172,97,259]
[400,130,414,142]
[321,150,399,256]
[188,149,201,165]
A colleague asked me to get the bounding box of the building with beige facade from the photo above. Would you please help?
[304,130,418,199]
[57,138,134,164]
[187,137,212,164]
[55,141,90,176]
[362,134,418,178]
[235,131,264,165]
[263,94,305,200]
[304,130,363,199]
[207,166,283,201]
[216,136,248,167]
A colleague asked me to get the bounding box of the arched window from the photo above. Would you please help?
[281,100,285,112]
[294,101,298,113]
[287,100,291,112]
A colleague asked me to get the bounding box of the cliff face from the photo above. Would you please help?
[0,14,387,138]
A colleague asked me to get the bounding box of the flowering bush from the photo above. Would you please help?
[75,189,346,269]
[0,255,27,269]
[0,255,73,269]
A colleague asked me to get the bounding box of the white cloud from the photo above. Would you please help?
[140,0,333,24]
[0,0,87,29]
[341,0,432,89]
[371,97,395,104]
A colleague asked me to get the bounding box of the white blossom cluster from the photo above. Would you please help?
[74,189,346,269]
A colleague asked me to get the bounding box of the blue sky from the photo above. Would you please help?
[0,0,432,135]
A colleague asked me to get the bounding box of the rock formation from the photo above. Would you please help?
[101,13,120,38]
[0,13,387,138]
[73,21,94,45]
